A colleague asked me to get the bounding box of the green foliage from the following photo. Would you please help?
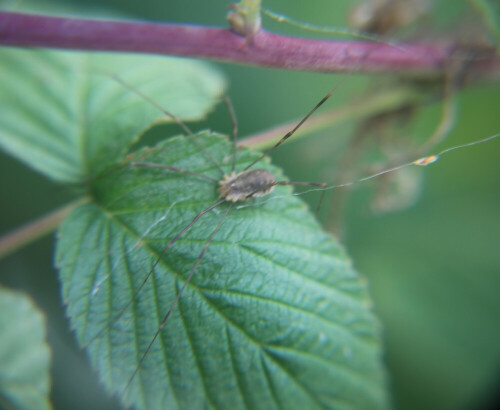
[0,47,386,408]
[0,49,225,183]
[56,132,387,409]
[0,287,51,410]
[1,1,500,410]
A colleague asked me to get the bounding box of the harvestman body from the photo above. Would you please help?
[218,169,277,201]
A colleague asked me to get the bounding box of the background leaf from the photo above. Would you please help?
[0,49,226,183]
[56,132,387,409]
[0,287,52,410]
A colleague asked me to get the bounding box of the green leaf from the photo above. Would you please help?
[0,287,52,410]
[56,132,387,409]
[0,49,226,183]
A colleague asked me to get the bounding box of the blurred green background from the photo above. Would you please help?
[0,0,499,409]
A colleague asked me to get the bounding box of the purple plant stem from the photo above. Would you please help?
[0,11,499,76]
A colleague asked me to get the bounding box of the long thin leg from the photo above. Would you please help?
[291,133,500,195]
[130,162,218,183]
[276,181,327,213]
[223,96,239,174]
[243,73,352,171]
[276,181,326,187]
[123,202,234,395]
[83,198,225,348]
[109,74,225,176]
[242,44,384,173]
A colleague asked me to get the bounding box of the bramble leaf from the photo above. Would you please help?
[56,132,388,410]
[0,287,52,410]
[0,49,225,183]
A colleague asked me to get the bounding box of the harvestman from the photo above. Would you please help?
[84,73,353,393]
[85,71,500,399]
